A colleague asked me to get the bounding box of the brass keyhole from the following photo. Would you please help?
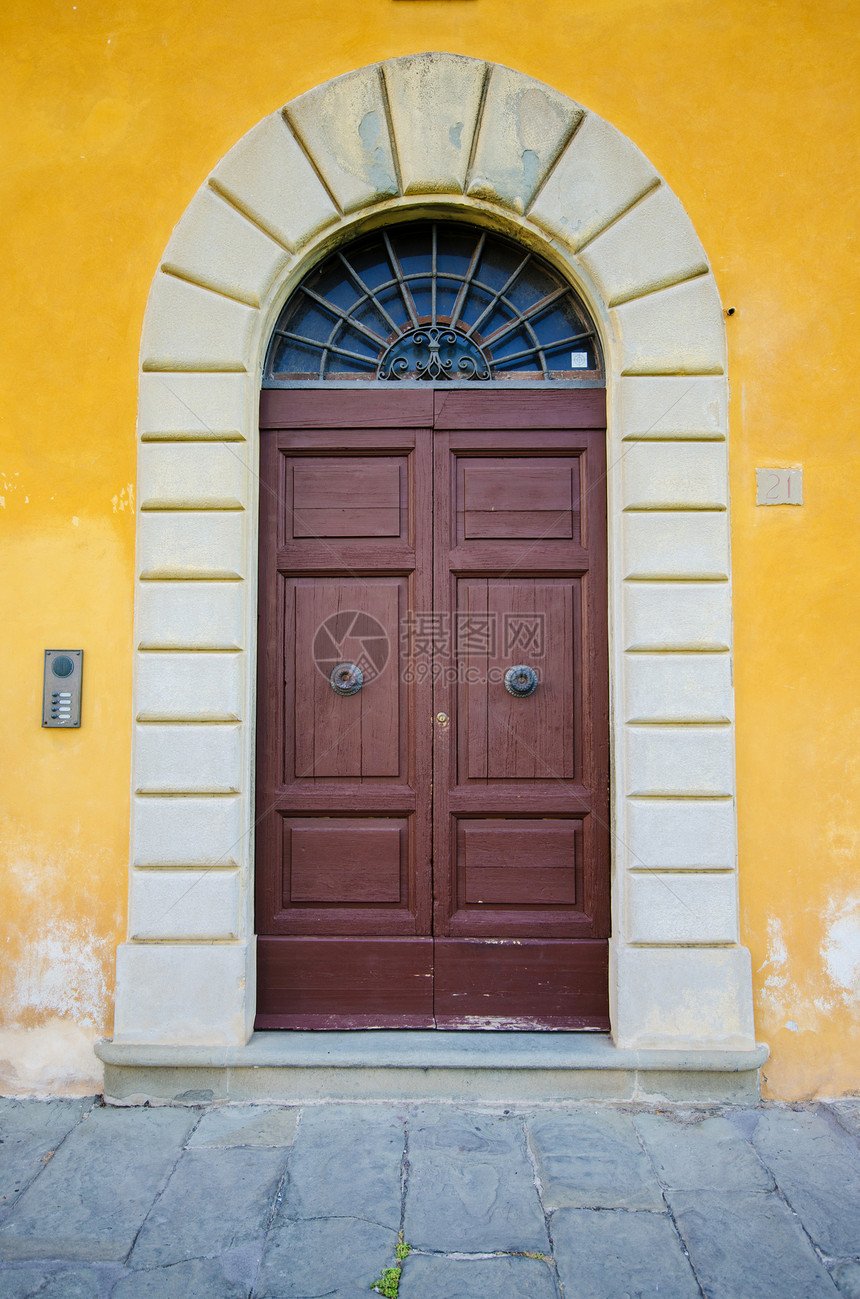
[436,712,449,726]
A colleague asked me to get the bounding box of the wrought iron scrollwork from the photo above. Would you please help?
[378,327,491,382]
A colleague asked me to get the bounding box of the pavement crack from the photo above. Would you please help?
[123,1118,195,1267]
[522,1117,564,1298]
[631,1117,708,1299]
[399,1116,410,1238]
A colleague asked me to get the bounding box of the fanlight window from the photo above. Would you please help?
[264,222,602,382]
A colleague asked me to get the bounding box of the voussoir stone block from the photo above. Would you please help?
[138,442,248,511]
[141,273,256,372]
[627,872,738,945]
[622,441,728,511]
[623,582,732,651]
[613,274,727,375]
[139,372,249,442]
[623,511,730,579]
[384,53,486,195]
[161,185,289,308]
[618,375,727,440]
[212,111,339,251]
[130,868,241,940]
[626,724,734,797]
[579,184,709,307]
[612,942,756,1050]
[287,65,398,214]
[113,941,253,1044]
[136,651,242,722]
[624,652,732,723]
[138,512,245,580]
[134,723,243,794]
[136,581,244,651]
[625,798,736,871]
[132,794,243,867]
[468,65,583,213]
[529,111,658,250]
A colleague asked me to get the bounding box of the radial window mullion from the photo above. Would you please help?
[264,221,602,381]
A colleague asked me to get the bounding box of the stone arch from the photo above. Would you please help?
[115,53,757,1061]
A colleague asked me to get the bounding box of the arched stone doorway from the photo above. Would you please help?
[108,54,759,1078]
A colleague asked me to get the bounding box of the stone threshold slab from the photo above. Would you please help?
[96,1033,768,1105]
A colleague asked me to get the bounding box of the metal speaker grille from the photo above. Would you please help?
[264,222,602,383]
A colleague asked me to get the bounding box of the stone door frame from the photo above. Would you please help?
[115,53,756,1053]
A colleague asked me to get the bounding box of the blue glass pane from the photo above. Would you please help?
[306,261,362,313]
[507,262,560,313]
[391,228,431,279]
[335,324,380,360]
[477,302,517,341]
[476,241,525,292]
[347,243,395,292]
[436,231,479,278]
[271,339,324,375]
[458,283,495,330]
[494,327,537,361]
[405,275,433,320]
[284,300,337,344]
[352,299,394,342]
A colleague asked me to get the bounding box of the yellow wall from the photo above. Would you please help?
[1,0,857,1097]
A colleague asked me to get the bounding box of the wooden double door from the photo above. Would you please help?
[255,387,609,1029]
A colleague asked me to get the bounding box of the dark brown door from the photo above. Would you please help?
[255,387,609,1029]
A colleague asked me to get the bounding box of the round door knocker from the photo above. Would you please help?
[504,665,538,698]
[330,663,364,696]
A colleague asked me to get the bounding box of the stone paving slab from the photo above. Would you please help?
[399,1252,559,1297]
[187,1105,299,1149]
[750,1109,860,1256]
[528,1109,664,1209]
[115,1257,250,1298]
[1,1097,860,1297]
[826,1100,860,1143]
[668,1188,840,1298]
[280,1104,404,1227]
[129,1145,286,1268]
[253,1215,398,1298]
[830,1259,860,1299]
[0,1262,114,1298]
[0,1106,196,1262]
[633,1112,775,1191]
[404,1107,548,1253]
[0,1098,94,1216]
[551,1206,700,1298]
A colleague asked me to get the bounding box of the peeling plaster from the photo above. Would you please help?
[823,896,860,1000]
[11,920,111,1030]
[0,1019,103,1096]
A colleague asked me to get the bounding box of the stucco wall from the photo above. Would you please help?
[1,0,858,1098]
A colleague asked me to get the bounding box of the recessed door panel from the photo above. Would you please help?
[457,579,577,784]
[291,578,403,781]
[460,458,580,541]
[460,820,579,907]
[286,818,406,905]
[290,457,405,538]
